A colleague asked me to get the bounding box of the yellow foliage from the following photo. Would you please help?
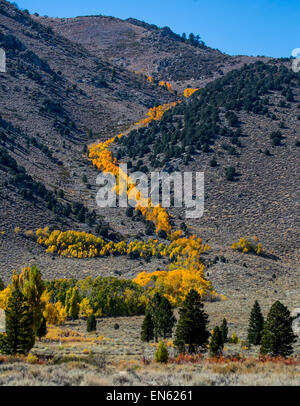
[43,301,67,325]
[24,230,34,238]
[37,228,173,259]
[79,298,93,318]
[0,286,12,310]
[14,226,21,234]
[232,236,263,255]
[87,101,218,302]
[26,353,38,364]
[134,102,177,127]
[133,234,216,305]
[159,81,173,92]
[183,88,199,97]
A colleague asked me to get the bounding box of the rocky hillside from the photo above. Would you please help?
[114,61,300,260]
[0,0,175,236]
[34,14,265,91]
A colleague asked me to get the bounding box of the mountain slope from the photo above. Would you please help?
[114,61,300,259]
[35,14,265,91]
[0,0,176,275]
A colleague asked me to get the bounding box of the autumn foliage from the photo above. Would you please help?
[232,236,263,255]
[159,81,173,92]
[183,88,199,97]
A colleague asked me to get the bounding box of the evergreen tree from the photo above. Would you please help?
[209,326,224,357]
[156,297,176,339]
[0,278,4,291]
[220,318,228,344]
[247,301,264,345]
[141,312,154,342]
[154,341,169,363]
[87,314,97,332]
[150,292,163,342]
[145,221,155,236]
[37,316,47,340]
[174,289,210,354]
[1,289,35,354]
[260,301,297,357]
[150,294,176,341]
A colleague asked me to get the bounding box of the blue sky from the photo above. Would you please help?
[14,0,300,57]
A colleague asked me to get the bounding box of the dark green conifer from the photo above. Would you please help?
[1,288,35,354]
[220,318,228,344]
[37,316,47,340]
[87,314,97,332]
[141,312,154,342]
[174,289,210,353]
[260,301,297,357]
[247,301,264,345]
[209,326,224,356]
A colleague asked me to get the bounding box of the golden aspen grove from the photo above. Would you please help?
[33,87,220,304]
[87,90,218,303]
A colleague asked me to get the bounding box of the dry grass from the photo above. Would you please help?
[0,356,299,386]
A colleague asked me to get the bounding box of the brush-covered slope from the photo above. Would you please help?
[114,61,300,259]
[0,0,176,275]
[35,14,264,91]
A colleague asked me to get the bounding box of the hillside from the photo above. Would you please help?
[114,60,300,260]
[0,0,177,277]
[0,3,299,385]
[0,1,298,340]
[34,14,265,91]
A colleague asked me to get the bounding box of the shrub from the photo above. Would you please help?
[158,229,167,239]
[225,166,237,181]
[26,353,38,364]
[210,158,217,167]
[209,326,224,356]
[114,323,120,330]
[155,341,169,363]
[87,314,97,332]
[14,226,21,234]
[232,236,262,255]
[145,221,155,236]
[229,333,239,344]
[126,207,134,217]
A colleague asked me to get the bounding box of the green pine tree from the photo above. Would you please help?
[150,292,163,342]
[150,294,176,341]
[156,297,176,339]
[141,312,154,342]
[247,301,264,345]
[174,289,210,354]
[209,326,224,357]
[220,318,228,344]
[1,288,35,355]
[37,316,47,340]
[260,301,297,357]
[154,341,169,363]
[87,314,97,332]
